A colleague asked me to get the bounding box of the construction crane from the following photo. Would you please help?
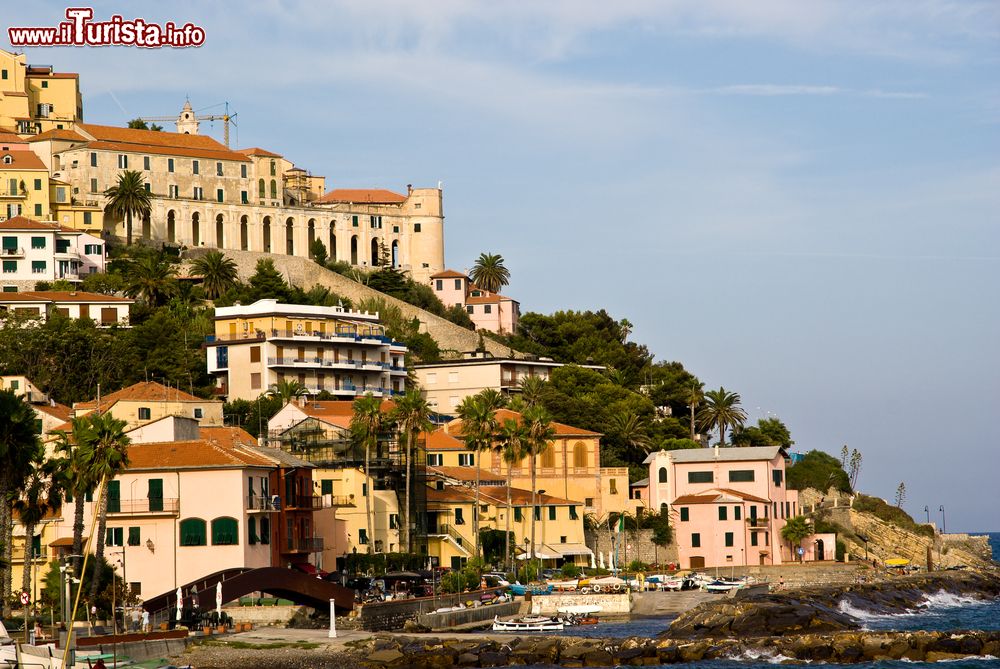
[136,101,238,147]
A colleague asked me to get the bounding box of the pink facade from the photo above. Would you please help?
[430,270,469,309]
[429,268,520,334]
[645,446,830,570]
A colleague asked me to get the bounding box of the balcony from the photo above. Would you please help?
[247,494,279,512]
[746,518,770,528]
[283,536,324,554]
[0,247,25,258]
[321,494,356,508]
[0,190,27,200]
[285,494,323,510]
[269,328,391,345]
[107,498,179,516]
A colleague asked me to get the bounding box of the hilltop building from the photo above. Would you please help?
[0,374,72,436]
[206,299,408,401]
[429,269,520,334]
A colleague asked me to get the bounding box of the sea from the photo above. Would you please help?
[518,532,1000,669]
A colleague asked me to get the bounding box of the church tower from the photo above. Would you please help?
[175,100,199,135]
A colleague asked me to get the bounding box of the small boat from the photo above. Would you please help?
[492,615,565,632]
[547,578,579,591]
[508,582,554,596]
[704,579,745,593]
[586,576,627,593]
[558,605,602,626]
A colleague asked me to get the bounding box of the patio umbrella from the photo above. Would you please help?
[590,552,596,570]
[608,551,615,572]
[598,552,605,570]
[216,581,223,617]
[176,587,183,621]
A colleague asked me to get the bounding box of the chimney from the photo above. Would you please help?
[407,184,412,195]
[297,395,306,408]
[714,443,720,458]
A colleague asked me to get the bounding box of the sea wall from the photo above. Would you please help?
[529,593,631,616]
[416,601,520,630]
[226,604,307,625]
[584,527,678,567]
[359,589,504,631]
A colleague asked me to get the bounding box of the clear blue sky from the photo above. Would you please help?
[8,2,999,531]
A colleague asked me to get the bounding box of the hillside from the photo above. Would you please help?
[184,248,520,359]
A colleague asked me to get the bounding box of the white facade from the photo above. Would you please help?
[0,216,88,289]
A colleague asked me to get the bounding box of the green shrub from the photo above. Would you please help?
[626,560,649,572]
[853,494,936,538]
[787,449,851,492]
[560,563,581,578]
[835,540,847,562]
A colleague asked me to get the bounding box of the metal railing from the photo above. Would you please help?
[107,498,179,515]
[247,494,278,512]
[0,247,25,257]
[284,536,323,553]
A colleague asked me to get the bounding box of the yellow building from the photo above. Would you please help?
[9,509,62,606]
[0,48,82,134]
[72,380,224,429]
[1,142,50,220]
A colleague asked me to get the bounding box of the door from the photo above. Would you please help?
[814,539,825,561]
[689,556,705,569]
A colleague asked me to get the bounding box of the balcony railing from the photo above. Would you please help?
[285,494,323,510]
[107,498,179,516]
[283,536,323,553]
[247,494,279,512]
[746,518,770,528]
[1,247,25,257]
[0,190,27,199]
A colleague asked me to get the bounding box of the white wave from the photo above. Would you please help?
[919,590,984,610]
[836,598,920,622]
[836,589,988,623]
[936,655,999,663]
[724,648,799,664]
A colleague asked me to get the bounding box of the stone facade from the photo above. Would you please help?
[585,526,679,568]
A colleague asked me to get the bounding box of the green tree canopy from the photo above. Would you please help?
[786,449,851,493]
[104,170,152,245]
[191,251,239,300]
[469,252,511,294]
[697,387,747,446]
[732,417,794,448]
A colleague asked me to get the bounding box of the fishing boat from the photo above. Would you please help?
[547,578,579,591]
[557,605,602,625]
[492,615,565,632]
[583,576,627,593]
[704,579,745,593]
[508,582,554,596]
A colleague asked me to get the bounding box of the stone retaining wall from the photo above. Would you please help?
[529,593,631,617]
[416,601,520,630]
[359,589,505,631]
[225,604,307,625]
[584,527,678,567]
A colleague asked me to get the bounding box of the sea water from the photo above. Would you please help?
[521,531,1000,667]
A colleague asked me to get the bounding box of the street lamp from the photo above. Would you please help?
[939,506,946,533]
[924,506,930,524]
[523,537,530,579]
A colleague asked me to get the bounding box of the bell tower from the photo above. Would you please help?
[175,100,199,135]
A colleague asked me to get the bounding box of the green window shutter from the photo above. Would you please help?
[725,532,734,547]
[211,517,239,545]
[107,480,120,513]
[688,471,714,484]
[548,506,556,521]
[718,506,727,521]
[680,507,689,522]
[180,518,207,546]
[691,533,700,548]
[31,237,45,249]
[34,204,42,216]
[31,534,41,558]
[735,506,742,520]
[85,490,93,503]
[128,527,140,546]
[2,261,15,273]
[320,479,333,495]
[514,507,522,522]
[260,516,270,545]
[248,516,258,545]
[148,478,163,512]
[533,506,540,521]
[2,236,17,250]
[31,261,45,273]
[569,506,578,520]
[751,532,759,546]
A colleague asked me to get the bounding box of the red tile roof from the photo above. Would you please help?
[315,189,407,205]
[426,485,577,507]
[75,381,209,411]
[74,123,250,162]
[438,409,602,440]
[0,291,132,304]
[0,217,63,230]
[466,293,516,305]
[238,147,282,158]
[79,140,250,163]
[126,439,274,470]
[672,488,770,505]
[430,269,468,280]
[34,402,72,422]
[28,128,87,142]
[0,131,26,144]
[0,150,47,169]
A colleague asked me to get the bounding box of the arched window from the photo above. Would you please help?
[258,179,265,198]
[167,210,176,243]
[269,160,276,176]
[329,224,337,261]
[240,215,248,251]
[215,214,224,248]
[270,179,277,199]
[573,442,587,468]
[391,240,399,268]
[191,212,200,246]
[263,216,272,251]
[371,238,380,266]
[350,235,358,264]
[541,446,555,469]
[285,217,295,255]
[180,518,207,546]
[660,503,668,514]
[658,467,668,483]
[211,517,239,545]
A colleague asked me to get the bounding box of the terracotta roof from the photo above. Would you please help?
[427,466,506,484]
[0,150,47,169]
[126,438,274,471]
[427,485,578,508]
[238,147,282,158]
[672,488,771,505]
[430,269,468,280]
[75,139,250,163]
[28,128,87,142]
[75,381,209,411]
[34,402,72,422]
[432,408,602,443]
[466,293,516,305]
[315,189,406,205]
[0,216,63,230]
[49,537,84,547]
[423,428,466,451]
[0,291,132,304]
[199,425,258,449]
[0,131,26,144]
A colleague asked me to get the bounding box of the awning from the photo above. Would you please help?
[49,537,84,547]
[557,543,594,557]
[515,544,564,560]
[516,543,593,559]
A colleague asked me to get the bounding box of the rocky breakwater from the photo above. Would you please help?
[359,630,1000,667]
[667,570,1000,638]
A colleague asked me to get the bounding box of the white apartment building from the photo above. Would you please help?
[206,299,408,401]
[0,290,132,326]
[0,216,105,290]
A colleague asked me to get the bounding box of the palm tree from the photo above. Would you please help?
[518,376,546,409]
[51,419,97,579]
[104,170,152,245]
[685,381,703,441]
[497,417,527,571]
[456,389,506,561]
[123,256,178,306]
[12,458,62,616]
[522,405,555,577]
[191,251,239,300]
[697,387,747,447]
[781,515,812,563]
[351,394,386,555]
[608,411,651,460]
[75,413,130,603]
[268,379,309,403]
[470,252,511,333]
[390,390,433,552]
[0,389,43,615]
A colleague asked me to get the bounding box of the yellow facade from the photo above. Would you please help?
[0,49,82,134]
[9,517,60,604]
[0,153,50,220]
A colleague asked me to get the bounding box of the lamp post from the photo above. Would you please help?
[523,537,530,579]
[924,506,930,524]
[939,506,946,533]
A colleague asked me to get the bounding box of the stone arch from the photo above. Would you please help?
[329,222,337,261]
[285,217,295,255]
[350,235,358,264]
[307,218,316,248]
[263,216,272,252]
[141,212,151,240]
[215,213,224,248]
[167,210,176,243]
[191,212,201,246]
[370,238,379,266]
[660,502,668,513]
[240,215,249,251]
[391,240,399,268]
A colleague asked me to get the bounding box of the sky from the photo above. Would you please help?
[6,2,999,531]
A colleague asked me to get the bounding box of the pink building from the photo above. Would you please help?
[645,446,834,569]
[429,268,520,334]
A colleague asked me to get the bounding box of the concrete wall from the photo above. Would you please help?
[417,601,520,629]
[358,589,501,631]
[226,604,306,625]
[529,593,631,616]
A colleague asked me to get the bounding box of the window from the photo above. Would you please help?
[691,533,701,548]
[128,526,140,546]
[241,164,247,178]
[148,478,163,512]
[570,506,578,520]
[260,516,270,544]
[730,470,755,483]
[270,180,276,199]
[33,179,41,191]
[248,516,258,545]
[143,156,150,170]
[42,80,48,88]
[585,497,594,507]
[118,154,128,169]
[193,186,203,200]
[725,532,734,547]
[358,528,368,545]
[458,453,475,467]
[107,480,120,513]
[351,215,358,227]
[426,453,443,466]
[688,471,714,484]
[658,467,667,483]
[34,203,42,216]
[389,514,399,529]
[454,508,465,525]
[734,505,742,520]
[718,506,727,521]
[2,261,16,273]
[181,518,207,546]
[215,346,228,368]
[362,483,367,496]
[216,162,223,176]
[138,407,151,420]
[250,373,261,390]
[466,306,473,314]
[320,479,333,495]
[549,506,556,520]
[90,178,98,193]
[772,469,783,487]
[269,160,276,176]
[680,507,689,522]
[514,507,523,522]
[250,346,261,363]
[168,158,174,172]
[573,442,587,468]
[533,506,541,521]
[90,152,97,167]
[192,160,199,175]
[751,532,758,546]
[168,184,178,198]
[0,70,5,80]
[609,478,618,494]
[750,505,757,520]
[105,527,124,546]
[414,223,422,232]
[84,244,101,255]
[194,407,204,419]
[211,517,238,545]
[31,260,46,274]
[216,188,224,202]
[241,190,248,204]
